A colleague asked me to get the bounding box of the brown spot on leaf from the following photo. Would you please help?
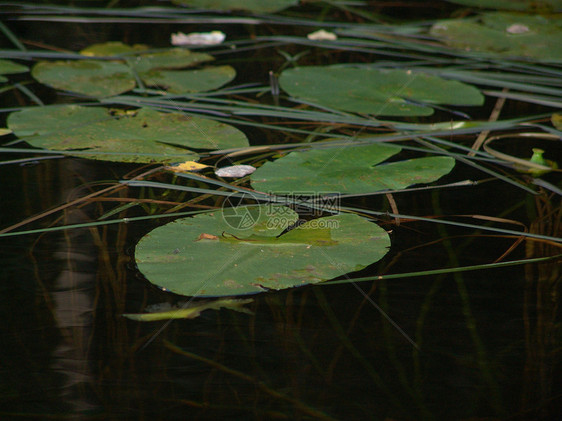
[196,233,219,241]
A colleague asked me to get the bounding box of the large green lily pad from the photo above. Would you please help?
[444,0,562,11]
[0,59,29,83]
[171,0,297,13]
[135,205,390,296]
[279,66,484,116]
[430,12,562,62]
[251,143,455,194]
[7,105,249,163]
[32,43,234,97]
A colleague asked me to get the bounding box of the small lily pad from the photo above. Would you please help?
[444,0,562,12]
[135,205,390,297]
[0,59,29,83]
[171,0,298,13]
[81,42,214,69]
[81,41,148,56]
[125,48,214,74]
[7,105,249,163]
[32,60,135,98]
[279,65,484,116]
[430,12,562,62]
[141,65,236,93]
[251,143,455,194]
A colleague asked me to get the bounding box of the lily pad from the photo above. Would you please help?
[7,105,249,163]
[135,205,390,297]
[32,43,232,97]
[81,41,149,56]
[251,143,455,194]
[171,0,297,13]
[125,48,215,74]
[0,59,29,83]
[444,0,562,12]
[167,160,211,172]
[279,66,484,116]
[430,12,562,62]
[141,65,236,93]
[32,60,135,98]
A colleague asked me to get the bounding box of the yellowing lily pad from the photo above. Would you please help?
[135,205,390,297]
[251,143,455,194]
[279,66,484,116]
[7,105,249,163]
[167,161,211,172]
[552,112,562,129]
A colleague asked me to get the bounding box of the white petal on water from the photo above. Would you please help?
[506,24,530,34]
[307,29,337,41]
[215,165,256,178]
[171,31,226,46]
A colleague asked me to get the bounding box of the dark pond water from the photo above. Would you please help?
[1,1,561,420]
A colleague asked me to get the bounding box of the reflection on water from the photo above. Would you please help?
[0,158,560,420]
[522,196,562,418]
[50,207,98,414]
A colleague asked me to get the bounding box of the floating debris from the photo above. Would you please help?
[307,29,337,41]
[171,31,226,46]
[123,298,254,321]
[215,164,256,178]
[506,24,530,34]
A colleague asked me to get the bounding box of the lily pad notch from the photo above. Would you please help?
[31,42,237,97]
[279,65,484,117]
[250,142,456,194]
